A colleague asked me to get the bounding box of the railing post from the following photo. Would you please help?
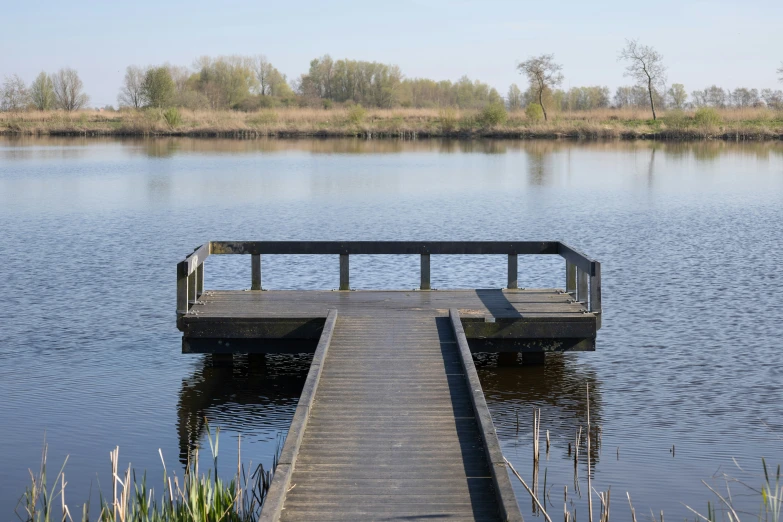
[188,268,197,304]
[566,261,576,296]
[590,261,602,329]
[507,254,518,289]
[339,254,350,291]
[251,254,262,290]
[577,267,588,306]
[177,262,189,315]
[420,254,431,290]
[197,263,204,297]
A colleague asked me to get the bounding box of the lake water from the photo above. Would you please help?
[1,136,782,520]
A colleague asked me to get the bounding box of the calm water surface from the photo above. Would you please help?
[1,137,782,520]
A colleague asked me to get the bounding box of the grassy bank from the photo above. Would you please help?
[2,107,783,140]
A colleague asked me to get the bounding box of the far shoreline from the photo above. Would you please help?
[2,107,782,142]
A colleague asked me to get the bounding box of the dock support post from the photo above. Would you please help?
[577,267,588,306]
[590,261,602,329]
[420,254,431,290]
[566,261,576,296]
[251,254,262,290]
[507,254,518,289]
[196,263,204,297]
[212,354,233,367]
[339,254,350,291]
[249,353,267,372]
[522,352,546,365]
[497,352,519,366]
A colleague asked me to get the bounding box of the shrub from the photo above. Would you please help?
[694,107,722,127]
[347,104,366,125]
[438,107,458,132]
[480,103,508,126]
[322,99,333,110]
[163,107,181,127]
[525,103,545,122]
[663,109,689,129]
[249,111,278,126]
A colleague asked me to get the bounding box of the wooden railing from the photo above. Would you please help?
[177,241,601,325]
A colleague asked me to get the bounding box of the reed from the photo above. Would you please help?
[16,424,278,522]
[2,107,782,140]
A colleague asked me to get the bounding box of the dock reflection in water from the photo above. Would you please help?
[476,353,602,462]
[176,353,313,465]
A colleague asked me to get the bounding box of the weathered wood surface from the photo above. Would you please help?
[179,289,597,349]
[261,313,522,521]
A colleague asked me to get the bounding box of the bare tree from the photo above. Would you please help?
[516,54,563,121]
[1,74,31,111]
[30,72,55,110]
[52,68,89,111]
[252,55,272,95]
[118,65,146,108]
[778,62,783,83]
[619,39,666,120]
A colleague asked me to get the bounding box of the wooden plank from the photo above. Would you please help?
[209,240,559,256]
[259,309,338,522]
[450,309,524,522]
[566,260,576,296]
[558,242,596,275]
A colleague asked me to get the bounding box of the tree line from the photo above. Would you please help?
[2,47,782,115]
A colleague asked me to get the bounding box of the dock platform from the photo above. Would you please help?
[175,241,602,521]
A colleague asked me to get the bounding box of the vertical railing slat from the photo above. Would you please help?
[507,254,518,290]
[197,263,204,297]
[566,261,576,296]
[590,261,602,329]
[339,254,350,291]
[420,254,431,290]
[251,254,262,290]
[177,262,189,315]
[577,267,588,306]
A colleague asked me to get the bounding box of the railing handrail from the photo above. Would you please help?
[176,241,601,328]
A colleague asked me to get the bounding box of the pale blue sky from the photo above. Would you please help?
[2,0,782,106]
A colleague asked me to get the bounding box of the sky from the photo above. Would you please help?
[1,0,782,107]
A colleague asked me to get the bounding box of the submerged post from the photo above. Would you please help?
[507,254,518,289]
[420,254,431,290]
[339,254,350,291]
[251,254,262,290]
[566,261,576,296]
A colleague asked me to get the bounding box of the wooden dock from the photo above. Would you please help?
[175,241,602,521]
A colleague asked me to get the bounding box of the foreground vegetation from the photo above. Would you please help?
[2,106,782,140]
[16,426,276,522]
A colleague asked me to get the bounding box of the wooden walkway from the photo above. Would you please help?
[261,311,519,521]
[175,241,603,521]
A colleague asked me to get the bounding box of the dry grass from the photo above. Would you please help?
[1,107,782,140]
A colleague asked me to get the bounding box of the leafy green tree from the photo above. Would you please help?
[667,83,687,109]
[30,72,55,110]
[516,54,563,121]
[507,84,523,110]
[142,66,176,108]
